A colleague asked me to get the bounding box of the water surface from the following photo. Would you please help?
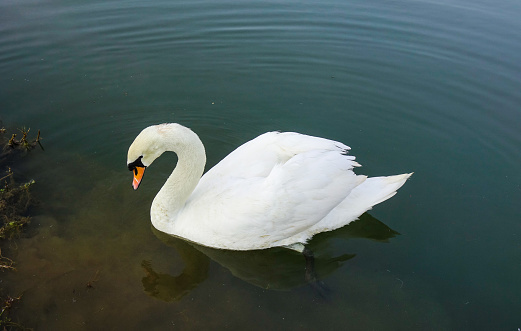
[1,0,520,329]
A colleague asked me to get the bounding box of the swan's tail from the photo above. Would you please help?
[309,173,413,235]
[349,173,413,208]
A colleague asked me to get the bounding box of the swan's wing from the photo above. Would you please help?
[253,149,366,243]
[181,132,366,249]
[202,132,293,180]
[193,131,358,195]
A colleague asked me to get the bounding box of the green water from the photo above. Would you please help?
[1,0,520,329]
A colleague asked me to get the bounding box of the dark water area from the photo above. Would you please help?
[1,0,520,329]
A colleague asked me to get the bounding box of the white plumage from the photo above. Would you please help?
[127,123,411,251]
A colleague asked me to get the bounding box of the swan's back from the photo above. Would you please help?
[170,132,411,250]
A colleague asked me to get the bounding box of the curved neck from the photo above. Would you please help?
[151,126,206,231]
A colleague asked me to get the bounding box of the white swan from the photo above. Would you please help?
[127,123,411,251]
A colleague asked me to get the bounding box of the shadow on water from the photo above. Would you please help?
[142,213,398,301]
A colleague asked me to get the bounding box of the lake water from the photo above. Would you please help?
[1,0,520,329]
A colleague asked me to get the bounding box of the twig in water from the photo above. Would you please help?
[86,270,100,288]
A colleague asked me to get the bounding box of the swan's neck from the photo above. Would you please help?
[151,126,206,232]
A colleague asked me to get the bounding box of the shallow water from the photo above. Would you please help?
[1,0,520,329]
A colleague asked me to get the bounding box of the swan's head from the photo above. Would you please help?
[127,124,175,190]
[127,123,204,190]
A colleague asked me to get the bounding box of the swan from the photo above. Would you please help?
[127,123,411,251]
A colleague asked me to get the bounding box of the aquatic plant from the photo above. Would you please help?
[0,123,41,330]
[0,172,34,240]
[0,294,31,330]
[0,125,39,243]
[2,126,42,153]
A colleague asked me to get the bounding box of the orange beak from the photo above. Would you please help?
[132,166,146,190]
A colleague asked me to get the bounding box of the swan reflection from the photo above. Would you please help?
[141,213,399,301]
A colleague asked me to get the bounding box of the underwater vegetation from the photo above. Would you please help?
[0,123,42,330]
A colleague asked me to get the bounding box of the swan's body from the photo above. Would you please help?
[127,123,411,251]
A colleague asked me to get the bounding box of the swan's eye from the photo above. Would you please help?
[128,156,145,171]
